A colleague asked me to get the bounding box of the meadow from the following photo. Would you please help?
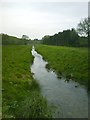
[0,45,2,119]
[36,45,88,88]
[2,45,51,118]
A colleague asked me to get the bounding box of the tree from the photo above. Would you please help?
[77,17,90,37]
[42,29,79,47]
[42,35,50,44]
[22,35,29,40]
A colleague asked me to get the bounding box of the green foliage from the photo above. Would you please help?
[33,39,42,45]
[78,37,88,47]
[36,45,88,88]
[22,35,29,40]
[77,17,90,37]
[15,92,51,118]
[0,45,2,119]
[42,29,88,47]
[2,45,51,118]
[2,34,32,45]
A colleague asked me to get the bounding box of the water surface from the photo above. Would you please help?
[31,46,88,118]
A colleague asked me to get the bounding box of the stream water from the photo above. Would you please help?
[31,46,88,118]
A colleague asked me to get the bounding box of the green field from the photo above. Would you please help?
[0,45,2,119]
[36,45,88,88]
[2,45,51,118]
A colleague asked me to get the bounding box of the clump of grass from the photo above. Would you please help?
[45,63,51,72]
[2,45,52,118]
[36,45,88,89]
[15,91,51,118]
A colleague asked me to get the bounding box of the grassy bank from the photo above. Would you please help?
[2,45,51,118]
[0,45,2,119]
[36,45,88,88]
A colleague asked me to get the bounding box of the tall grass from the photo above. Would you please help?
[0,45,2,119]
[36,45,88,88]
[2,45,51,118]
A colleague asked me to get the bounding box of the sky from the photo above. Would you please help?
[0,0,89,39]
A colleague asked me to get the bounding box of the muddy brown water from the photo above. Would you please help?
[31,46,88,118]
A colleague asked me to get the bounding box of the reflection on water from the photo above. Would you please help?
[31,46,88,118]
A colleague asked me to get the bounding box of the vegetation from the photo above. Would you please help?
[33,39,43,45]
[1,15,89,119]
[77,17,90,37]
[36,45,88,88]
[1,34,42,45]
[0,45,2,119]
[2,34,33,45]
[42,29,88,47]
[22,35,29,40]
[2,45,51,118]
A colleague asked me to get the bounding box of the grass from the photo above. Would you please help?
[2,45,51,118]
[0,45,2,119]
[35,45,88,88]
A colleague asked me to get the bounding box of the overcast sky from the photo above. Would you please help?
[0,0,88,39]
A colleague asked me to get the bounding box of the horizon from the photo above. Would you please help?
[0,1,88,39]
[0,27,79,40]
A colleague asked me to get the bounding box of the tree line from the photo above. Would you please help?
[42,29,88,47]
[1,34,33,45]
[42,18,89,47]
[1,17,89,47]
[1,34,42,45]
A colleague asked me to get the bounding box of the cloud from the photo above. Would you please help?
[0,1,88,39]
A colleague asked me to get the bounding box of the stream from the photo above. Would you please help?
[31,46,88,118]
